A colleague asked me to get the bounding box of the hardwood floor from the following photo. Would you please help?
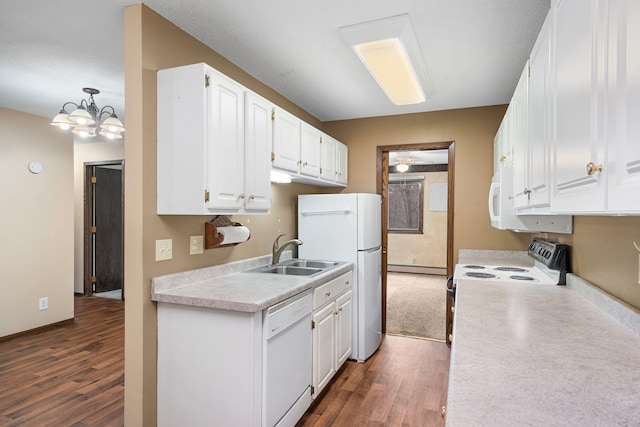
[298,335,450,427]
[0,296,449,427]
[0,295,124,427]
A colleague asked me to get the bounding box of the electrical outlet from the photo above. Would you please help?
[190,235,204,255]
[39,297,48,311]
[156,239,173,261]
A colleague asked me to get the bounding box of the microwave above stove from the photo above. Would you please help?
[489,167,573,234]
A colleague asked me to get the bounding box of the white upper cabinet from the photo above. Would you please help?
[550,0,607,213]
[607,0,640,212]
[511,62,530,209]
[206,68,246,211]
[300,123,322,177]
[336,141,348,185]
[527,15,553,210]
[550,0,640,214]
[157,63,271,215]
[272,106,302,173]
[320,134,337,181]
[244,92,273,211]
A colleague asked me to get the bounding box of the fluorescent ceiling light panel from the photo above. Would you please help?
[340,14,433,106]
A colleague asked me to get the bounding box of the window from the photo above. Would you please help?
[388,181,423,233]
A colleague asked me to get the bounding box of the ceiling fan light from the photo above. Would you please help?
[396,163,410,173]
[68,106,96,126]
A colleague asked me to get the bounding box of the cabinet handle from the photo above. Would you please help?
[338,307,343,312]
[325,291,331,297]
[238,194,245,199]
[500,155,507,162]
[524,188,532,195]
[297,160,302,165]
[345,280,350,285]
[448,334,453,342]
[441,406,446,419]
[249,194,255,200]
[303,161,308,166]
[586,162,603,176]
[451,306,455,313]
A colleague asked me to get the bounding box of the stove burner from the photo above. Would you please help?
[510,275,535,281]
[464,265,486,269]
[495,267,528,272]
[465,272,497,279]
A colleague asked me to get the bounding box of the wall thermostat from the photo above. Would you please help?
[28,161,43,174]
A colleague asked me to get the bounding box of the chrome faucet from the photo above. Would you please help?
[272,234,303,264]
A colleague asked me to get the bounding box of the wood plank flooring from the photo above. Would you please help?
[0,296,124,427]
[298,335,450,427]
[1,296,449,427]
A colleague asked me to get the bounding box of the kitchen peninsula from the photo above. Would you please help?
[151,254,353,427]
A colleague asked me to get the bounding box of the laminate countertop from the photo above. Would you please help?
[151,253,353,312]
[446,273,640,426]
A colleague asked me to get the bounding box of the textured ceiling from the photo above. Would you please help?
[0,0,550,124]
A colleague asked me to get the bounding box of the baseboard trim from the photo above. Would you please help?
[0,318,74,343]
[387,265,446,276]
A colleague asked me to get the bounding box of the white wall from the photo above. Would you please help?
[73,140,125,293]
[0,108,74,337]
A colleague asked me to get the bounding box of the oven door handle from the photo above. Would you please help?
[445,275,456,298]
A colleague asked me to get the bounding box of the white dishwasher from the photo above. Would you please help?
[263,289,313,427]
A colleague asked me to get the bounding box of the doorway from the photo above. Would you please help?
[84,161,124,300]
[376,141,455,342]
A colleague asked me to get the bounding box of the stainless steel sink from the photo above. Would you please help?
[248,265,323,276]
[284,260,340,269]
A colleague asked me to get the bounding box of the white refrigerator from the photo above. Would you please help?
[298,193,382,362]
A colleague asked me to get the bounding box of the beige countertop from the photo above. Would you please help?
[151,253,353,312]
[446,273,640,426]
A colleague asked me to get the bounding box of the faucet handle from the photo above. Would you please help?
[273,233,286,249]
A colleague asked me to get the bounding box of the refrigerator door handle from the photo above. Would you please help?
[360,246,381,254]
[300,208,351,216]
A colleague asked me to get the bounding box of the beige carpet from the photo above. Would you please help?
[386,272,446,341]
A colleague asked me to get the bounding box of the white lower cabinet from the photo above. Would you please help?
[311,271,353,398]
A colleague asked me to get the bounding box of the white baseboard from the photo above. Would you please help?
[387,265,446,276]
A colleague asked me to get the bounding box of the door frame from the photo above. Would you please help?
[376,142,455,334]
[83,160,125,298]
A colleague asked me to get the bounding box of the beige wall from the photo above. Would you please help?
[73,140,125,293]
[324,106,533,266]
[388,171,448,268]
[123,6,329,425]
[0,108,74,337]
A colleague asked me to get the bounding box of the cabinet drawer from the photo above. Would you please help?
[313,271,352,310]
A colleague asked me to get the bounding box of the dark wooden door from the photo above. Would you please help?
[94,167,123,293]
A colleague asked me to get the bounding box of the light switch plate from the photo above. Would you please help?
[190,235,204,255]
[156,239,173,261]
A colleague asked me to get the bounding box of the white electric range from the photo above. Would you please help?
[453,238,570,286]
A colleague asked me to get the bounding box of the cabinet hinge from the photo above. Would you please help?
[528,66,531,77]
[90,226,97,234]
[311,386,315,396]
[320,167,323,174]
[320,136,323,143]
[271,152,275,161]
[92,283,96,292]
[204,190,210,203]
[91,176,97,184]
[311,320,315,329]
[271,109,275,120]
[205,74,210,87]
[90,276,97,283]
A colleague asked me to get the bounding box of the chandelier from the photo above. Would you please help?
[50,88,125,139]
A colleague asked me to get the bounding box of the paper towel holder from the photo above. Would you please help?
[204,216,251,249]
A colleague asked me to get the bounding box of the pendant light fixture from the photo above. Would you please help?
[51,88,125,139]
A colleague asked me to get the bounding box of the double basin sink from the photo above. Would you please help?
[248,259,340,277]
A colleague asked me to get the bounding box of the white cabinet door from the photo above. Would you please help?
[244,92,272,211]
[206,69,245,211]
[551,0,607,213]
[335,141,348,185]
[300,123,322,177]
[272,106,301,173]
[527,14,552,209]
[512,62,530,209]
[320,134,337,181]
[607,0,640,212]
[312,302,335,398]
[335,290,352,369]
